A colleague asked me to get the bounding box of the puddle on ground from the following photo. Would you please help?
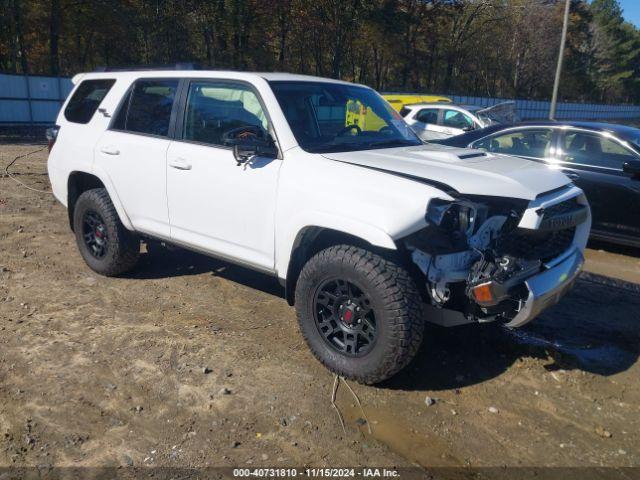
[342,402,462,467]
[507,327,638,374]
[505,275,640,375]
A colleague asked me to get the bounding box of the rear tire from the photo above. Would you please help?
[295,245,425,384]
[72,188,139,276]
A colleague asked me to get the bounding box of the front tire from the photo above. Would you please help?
[73,188,140,276]
[295,245,425,384]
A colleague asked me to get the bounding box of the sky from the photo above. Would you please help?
[619,0,640,27]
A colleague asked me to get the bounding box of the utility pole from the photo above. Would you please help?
[550,0,571,120]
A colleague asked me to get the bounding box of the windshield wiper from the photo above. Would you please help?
[365,139,419,149]
[307,139,419,154]
[309,144,370,153]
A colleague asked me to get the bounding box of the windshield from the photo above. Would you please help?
[269,81,422,153]
[618,128,640,153]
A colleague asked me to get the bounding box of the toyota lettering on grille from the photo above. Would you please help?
[539,205,588,231]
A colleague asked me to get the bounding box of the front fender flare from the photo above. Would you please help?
[275,212,397,279]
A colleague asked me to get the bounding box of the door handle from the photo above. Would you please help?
[564,172,580,180]
[169,158,192,170]
[100,146,120,155]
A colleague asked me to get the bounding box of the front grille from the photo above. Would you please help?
[495,196,580,261]
[498,227,575,262]
[539,196,580,216]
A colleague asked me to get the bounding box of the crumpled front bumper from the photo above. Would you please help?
[503,249,584,328]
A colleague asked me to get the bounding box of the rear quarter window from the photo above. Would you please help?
[64,79,116,124]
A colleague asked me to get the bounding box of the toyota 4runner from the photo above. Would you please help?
[47,70,591,384]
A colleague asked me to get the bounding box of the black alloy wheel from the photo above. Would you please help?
[314,278,377,356]
[82,210,109,258]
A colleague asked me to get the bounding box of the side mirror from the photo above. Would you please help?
[462,125,475,132]
[623,160,640,177]
[232,136,278,166]
[221,126,278,165]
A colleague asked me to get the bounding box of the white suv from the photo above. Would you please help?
[48,69,590,384]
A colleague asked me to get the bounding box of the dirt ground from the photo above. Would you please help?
[1,144,639,476]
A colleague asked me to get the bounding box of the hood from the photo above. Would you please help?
[477,101,519,125]
[321,144,570,201]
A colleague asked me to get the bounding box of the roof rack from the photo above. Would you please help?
[93,63,201,72]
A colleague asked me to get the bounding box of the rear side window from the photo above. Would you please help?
[112,79,179,137]
[416,108,438,124]
[64,79,115,124]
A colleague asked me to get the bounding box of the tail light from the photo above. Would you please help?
[45,125,60,152]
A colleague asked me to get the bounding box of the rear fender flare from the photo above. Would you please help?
[88,165,134,231]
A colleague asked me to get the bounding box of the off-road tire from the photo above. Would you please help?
[73,188,140,276]
[295,245,425,384]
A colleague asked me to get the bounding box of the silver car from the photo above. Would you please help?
[400,101,518,141]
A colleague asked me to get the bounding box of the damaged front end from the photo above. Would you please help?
[403,188,589,327]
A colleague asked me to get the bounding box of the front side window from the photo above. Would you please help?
[416,108,438,124]
[473,129,553,158]
[64,79,115,124]
[112,79,179,137]
[563,131,636,169]
[442,109,474,129]
[269,81,421,153]
[182,81,268,146]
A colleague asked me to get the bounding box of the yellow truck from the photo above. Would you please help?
[382,93,452,112]
[345,99,387,131]
[343,94,452,132]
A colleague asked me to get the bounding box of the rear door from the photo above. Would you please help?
[95,78,180,238]
[405,107,443,141]
[558,129,640,240]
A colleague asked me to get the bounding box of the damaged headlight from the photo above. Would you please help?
[426,199,485,236]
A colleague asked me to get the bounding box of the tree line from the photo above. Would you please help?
[1,0,639,104]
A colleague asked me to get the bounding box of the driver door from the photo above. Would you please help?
[166,79,282,272]
[440,109,475,137]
